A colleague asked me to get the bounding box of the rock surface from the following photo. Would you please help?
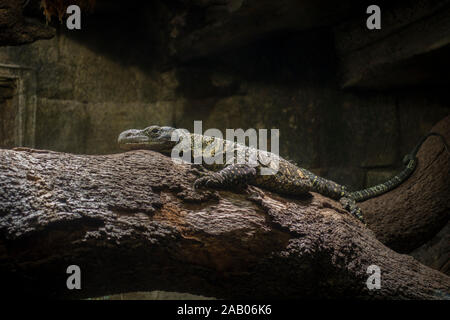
[0,0,54,46]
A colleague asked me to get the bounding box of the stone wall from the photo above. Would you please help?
[0,32,174,154]
[0,77,16,148]
[0,63,37,149]
[0,14,448,190]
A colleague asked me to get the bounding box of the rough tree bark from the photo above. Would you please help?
[361,115,450,254]
[0,120,449,299]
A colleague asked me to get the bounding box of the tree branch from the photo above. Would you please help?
[361,115,450,253]
[0,145,449,299]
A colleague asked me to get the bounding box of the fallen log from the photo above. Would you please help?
[361,115,450,254]
[0,145,449,299]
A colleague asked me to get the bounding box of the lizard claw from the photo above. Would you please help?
[350,208,365,223]
[339,197,352,210]
[188,164,208,177]
[188,168,205,177]
[339,196,365,223]
[193,178,204,189]
[194,173,223,189]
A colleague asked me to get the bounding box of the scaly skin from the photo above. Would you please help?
[118,126,445,223]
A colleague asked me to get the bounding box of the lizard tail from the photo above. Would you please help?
[349,132,449,202]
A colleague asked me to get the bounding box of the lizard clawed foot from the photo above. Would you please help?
[193,164,256,190]
[339,196,365,223]
[339,197,352,210]
[350,207,365,223]
[193,173,224,189]
[188,164,208,177]
[188,168,206,177]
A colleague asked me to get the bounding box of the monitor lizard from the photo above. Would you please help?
[118,125,447,223]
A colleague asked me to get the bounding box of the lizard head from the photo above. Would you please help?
[118,125,177,154]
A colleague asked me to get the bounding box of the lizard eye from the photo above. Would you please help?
[146,127,160,135]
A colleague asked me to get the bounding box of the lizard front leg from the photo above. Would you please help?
[187,163,209,177]
[194,164,257,189]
